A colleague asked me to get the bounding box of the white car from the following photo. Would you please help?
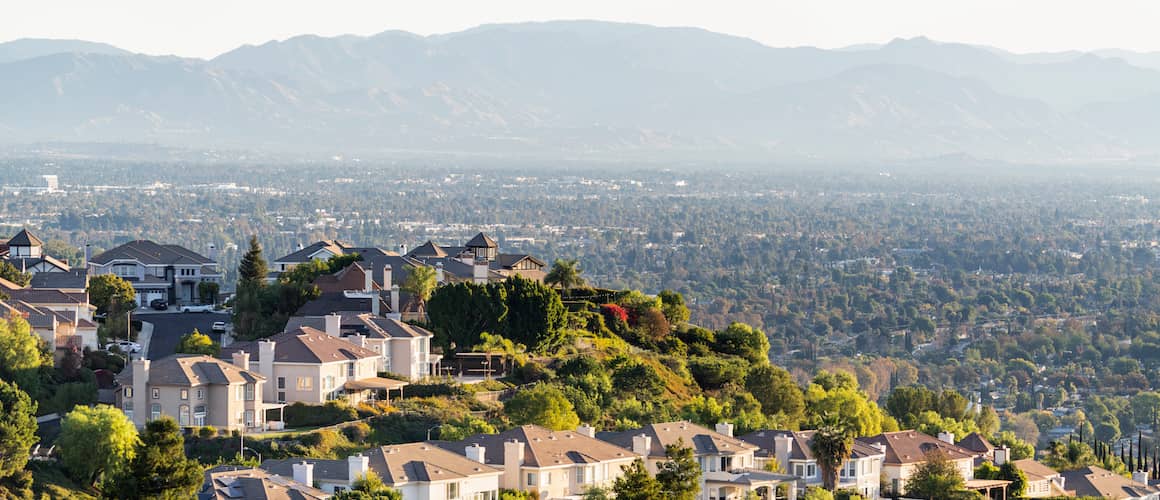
[106,340,142,353]
[211,322,227,333]
[180,304,215,313]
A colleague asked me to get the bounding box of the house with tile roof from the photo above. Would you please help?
[0,228,72,275]
[739,429,884,498]
[285,313,438,380]
[858,431,986,497]
[88,239,222,307]
[262,444,503,497]
[1059,466,1160,499]
[199,466,330,500]
[221,326,406,405]
[115,354,267,431]
[0,282,98,352]
[599,421,799,500]
[1010,459,1070,498]
[436,424,639,499]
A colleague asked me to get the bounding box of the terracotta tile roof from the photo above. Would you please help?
[439,424,634,467]
[858,431,980,465]
[366,443,502,484]
[599,421,758,458]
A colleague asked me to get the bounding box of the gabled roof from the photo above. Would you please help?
[274,240,348,264]
[116,354,265,386]
[30,269,87,290]
[7,229,43,247]
[496,254,546,269]
[4,288,88,305]
[285,314,432,340]
[222,327,380,364]
[89,240,215,266]
[465,232,498,249]
[599,421,758,458]
[1012,459,1060,481]
[956,432,995,454]
[293,291,391,317]
[366,443,502,485]
[261,458,349,482]
[1059,466,1160,499]
[406,241,447,259]
[438,425,635,468]
[201,467,328,500]
[858,431,980,465]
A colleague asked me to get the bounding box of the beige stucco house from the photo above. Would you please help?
[115,354,266,431]
[285,313,438,381]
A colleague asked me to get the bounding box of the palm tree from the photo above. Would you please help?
[810,415,855,491]
[402,265,437,314]
[545,259,585,291]
[472,332,526,379]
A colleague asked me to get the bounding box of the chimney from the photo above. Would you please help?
[993,446,1009,466]
[390,285,400,318]
[349,334,366,349]
[774,434,793,473]
[347,454,369,486]
[363,266,373,292]
[383,264,392,289]
[716,422,735,438]
[258,340,276,401]
[208,244,217,264]
[872,442,887,455]
[632,434,653,458]
[371,292,381,317]
[435,262,444,284]
[399,244,407,255]
[131,358,150,427]
[576,424,596,438]
[83,244,91,268]
[465,443,486,464]
[292,461,314,487]
[503,440,525,490]
[1134,470,1149,485]
[938,431,955,444]
[473,258,488,284]
[231,350,250,372]
[324,314,341,337]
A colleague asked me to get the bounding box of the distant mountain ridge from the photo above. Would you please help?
[1,22,1158,161]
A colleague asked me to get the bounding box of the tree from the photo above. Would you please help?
[544,259,585,291]
[997,462,1027,498]
[905,450,966,499]
[472,332,526,379]
[990,431,1035,460]
[805,371,892,437]
[0,380,37,481]
[714,322,771,364]
[401,264,437,313]
[58,405,139,486]
[197,281,220,305]
[501,276,567,354]
[335,471,403,500]
[658,290,691,325]
[426,282,507,351]
[237,235,268,288]
[437,415,497,441]
[503,383,580,430]
[611,459,661,500]
[175,329,220,356]
[745,365,805,425]
[974,406,1001,438]
[88,273,136,315]
[885,385,935,429]
[0,313,46,394]
[0,261,30,287]
[810,417,854,491]
[656,440,701,500]
[107,417,202,499]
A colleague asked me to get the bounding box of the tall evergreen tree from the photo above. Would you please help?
[656,440,701,500]
[611,460,661,500]
[237,235,269,288]
[108,417,202,498]
[0,380,37,481]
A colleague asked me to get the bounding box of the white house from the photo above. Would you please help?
[739,429,884,499]
[285,313,439,381]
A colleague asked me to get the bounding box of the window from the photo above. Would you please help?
[546,473,552,485]
[236,385,244,401]
[244,384,254,401]
[720,456,733,472]
[193,406,206,426]
[807,464,816,478]
[794,464,804,477]
[150,403,161,421]
[244,410,254,427]
[577,466,587,484]
[179,405,190,426]
[180,389,188,400]
[297,377,313,390]
[324,376,334,391]
[277,377,286,389]
[447,482,460,499]
[152,388,160,399]
[527,473,536,486]
[348,362,355,377]
[196,388,204,400]
[277,391,286,403]
[124,387,133,398]
[124,401,134,420]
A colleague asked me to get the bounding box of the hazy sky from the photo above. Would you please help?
[5,0,1160,58]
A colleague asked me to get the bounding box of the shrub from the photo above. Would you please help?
[399,383,467,398]
[687,356,749,390]
[198,426,216,438]
[342,422,371,442]
[283,401,358,428]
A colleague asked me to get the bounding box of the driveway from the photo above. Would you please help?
[144,311,230,359]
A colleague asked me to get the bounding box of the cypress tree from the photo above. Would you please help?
[237,235,268,288]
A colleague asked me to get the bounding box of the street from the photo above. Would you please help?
[140,311,230,359]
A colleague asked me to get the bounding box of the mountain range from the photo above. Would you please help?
[3,21,1160,162]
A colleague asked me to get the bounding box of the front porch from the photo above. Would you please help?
[706,469,800,500]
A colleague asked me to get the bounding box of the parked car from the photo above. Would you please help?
[211,322,227,333]
[180,304,215,313]
[105,340,142,354]
[149,299,168,311]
